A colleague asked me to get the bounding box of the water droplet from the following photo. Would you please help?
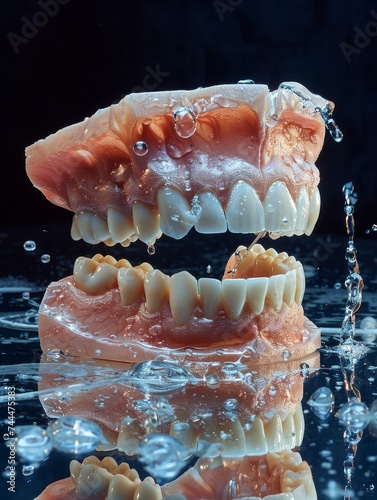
[269,386,277,396]
[300,362,310,378]
[338,400,369,432]
[282,216,288,224]
[133,400,151,412]
[148,397,175,425]
[23,240,36,251]
[221,363,239,379]
[206,265,212,274]
[147,244,155,255]
[47,416,103,454]
[373,224,377,232]
[334,282,342,290]
[95,349,102,357]
[133,141,149,156]
[22,292,30,300]
[223,399,238,413]
[282,349,291,360]
[16,425,52,461]
[127,360,195,393]
[205,373,220,388]
[173,106,197,138]
[307,387,334,420]
[41,254,50,264]
[22,465,34,476]
[366,229,370,235]
[46,348,62,360]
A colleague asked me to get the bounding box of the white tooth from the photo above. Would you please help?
[283,269,296,306]
[195,191,227,233]
[305,187,320,236]
[75,464,112,497]
[144,270,170,314]
[69,460,82,483]
[76,210,110,243]
[169,409,198,451]
[294,265,305,304]
[295,188,309,231]
[291,484,307,499]
[157,186,199,239]
[219,417,246,457]
[264,182,297,233]
[264,494,294,499]
[108,473,138,500]
[293,404,304,446]
[246,277,268,314]
[226,180,265,233]
[71,214,82,241]
[265,414,284,452]
[222,279,246,319]
[282,414,296,449]
[107,207,135,242]
[134,480,162,500]
[266,274,286,311]
[117,267,144,306]
[198,278,222,319]
[132,200,162,244]
[73,257,118,295]
[303,477,317,500]
[117,416,145,456]
[245,417,268,456]
[169,271,198,325]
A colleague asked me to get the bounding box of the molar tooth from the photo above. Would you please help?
[283,269,296,306]
[134,480,163,500]
[265,414,284,452]
[169,271,198,326]
[226,180,265,233]
[107,207,135,242]
[305,187,320,236]
[157,186,199,239]
[75,210,110,243]
[118,267,144,306]
[73,257,118,295]
[291,483,307,499]
[266,274,286,311]
[75,464,112,497]
[195,191,227,233]
[293,404,304,446]
[244,417,268,455]
[198,278,222,319]
[108,473,138,500]
[294,264,305,305]
[264,182,297,233]
[295,187,309,231]
[222,279,246,320]
[144,270,170,314]
[246,277,269,314]
[132,200,162,244]
[219,417,246,457]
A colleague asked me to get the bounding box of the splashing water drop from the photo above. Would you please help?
[22,465,34,476]
[307,387,334,420]
[133,141,149,156]
[147,244,155,255]
[223,398,239,412]
[16,425,52,461]
[173,106,197,138]
[127,360,196,393]
[41,254,50,264]
[23,240,36,251]
[338,400,369,432]
[47,416,103,454]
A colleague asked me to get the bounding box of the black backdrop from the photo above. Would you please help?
[1,0,377,235]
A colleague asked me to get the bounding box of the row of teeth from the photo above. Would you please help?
[116,404,305,458]
[70,181,320,245]
[73,245,305,326]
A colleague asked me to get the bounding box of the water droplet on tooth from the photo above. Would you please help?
[173,106,197,138]
[23,240,36,251]
[133,141,149,156]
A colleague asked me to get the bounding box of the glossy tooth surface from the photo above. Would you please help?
[291,483,307,499]
[108,473,138,500]
[294,265,305,305]
[305,187,320,236]
[132,200,162,244]
[283,269,296,306]
[264,182,297,233]
[169,271,198,325]
[73,257,118,295]
[74,464,112,497]
[254,253,275,277]
[117,416,145,456]
[144,270,170,314]
[282,414,296,449]
[219,417,246,457]
[245,417,268,456]
[264,494,295,499]
[157,186,200,239]
[222,279,246,319]
[246,278,269,314]
[195,191,227,233]
[169,409,198,451]
[293,404,304,446]
[70,214,82,241]
[198,278,222,319]
[265,414,284,452]
[226,180,265,233]
[134,480,162,500]
[75,210,110,243]
[108,207,135,242]
[266,274,286,311]
[118,267,144,306]
[295,188,309,231]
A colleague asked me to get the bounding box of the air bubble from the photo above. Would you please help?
[173,106,197,138]
[221,363,239,379]
[282,349,291,360]
[41,254,50,264]
[205,373,220,388]
[47,416,103,454]
[307,387,334,420]
[138,434,188,480]
[223,398,238,412]
[269,386,277,396]
[133,141,148,156]
[334,282,342,290]
[16,425,52,461]
[147,244,156,255]
[22,465,34,476]
[22,292,30,300]
[95,349,102,357]
[23,240,36,252]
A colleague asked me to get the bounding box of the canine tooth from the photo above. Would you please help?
[265,414,284,452]
[169,271,198,325]
[132,200,162,244]
[198,278,222,319]
[74,464,112,497]
[117,416,145,456]
[219,417,246,457]
[73,257,118,295]
[226,180,265,233]
[246,278,268,314]
[305,187,320,236]
[294,265,305,304]
[266,274,286,311]
[244,417,268,455]
[195,191,227,233]
[282,414,296,449]
[264,182,297,233]
[75,210,110,243]
[293,404,304,446]
[71,214,82,240]
[222,279,246,319]
[108,473,138,500]
[144,270,170,314]
[283,269,296,306]
[157,186,199,239]
[169,409,198,451]
[295,188,309,231]
[107,206,135,242]
[134,480,163,500]
[118,267,144,306]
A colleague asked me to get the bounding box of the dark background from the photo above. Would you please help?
[1,0,377,235]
